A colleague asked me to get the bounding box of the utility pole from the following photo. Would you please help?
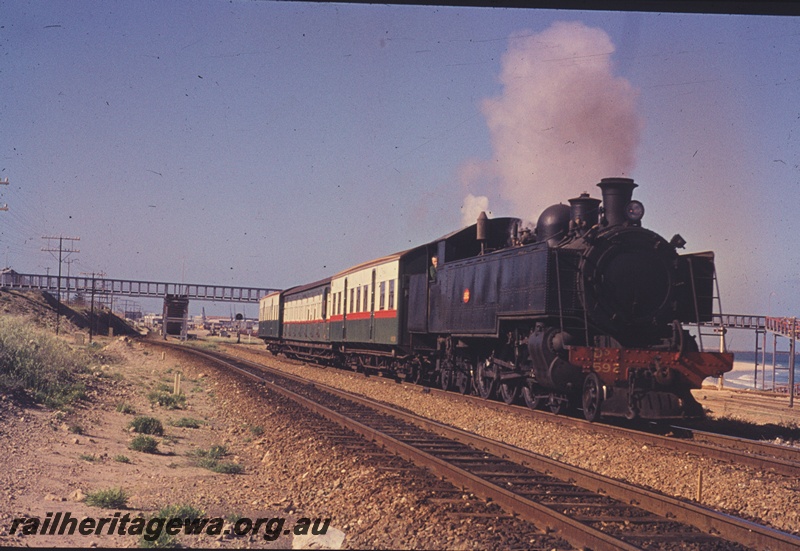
[63,257,79,305]
[0,177,9,213]
[42,236,80,335]
[80,271,105,343]
[0,178,9,267]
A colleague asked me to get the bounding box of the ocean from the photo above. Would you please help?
[720,350,800,391]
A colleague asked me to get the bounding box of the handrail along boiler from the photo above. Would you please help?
[259,178,733,421]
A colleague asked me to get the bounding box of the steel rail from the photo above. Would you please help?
[404,379,800,478]
[159,342,800,551]
[222,342,800,476]
[670,425,800,463]
[168,345,638,551]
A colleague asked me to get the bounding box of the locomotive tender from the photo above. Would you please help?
[259,178,733,421]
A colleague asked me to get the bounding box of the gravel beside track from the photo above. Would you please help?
[174,346,572,550]
[218,344,800,537]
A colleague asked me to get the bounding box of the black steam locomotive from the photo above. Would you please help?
[259,178,733,421]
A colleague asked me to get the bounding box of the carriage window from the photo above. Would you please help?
[363,285,369,313]
[350,289,354,313]
[388,280,395,310]
[379,281,385,310]
[356,285,361,312]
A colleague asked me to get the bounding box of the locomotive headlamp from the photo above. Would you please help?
[624,200,645,223]
[669,234,687,249]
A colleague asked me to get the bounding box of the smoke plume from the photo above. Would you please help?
[461,21,643,226]
[460,193,490,225]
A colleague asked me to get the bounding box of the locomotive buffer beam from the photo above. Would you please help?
[569,346,733,388]
[569,345,735,419]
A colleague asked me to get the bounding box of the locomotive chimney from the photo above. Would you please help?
[476,211,488,254]
[597,177,637,226]
[568,192,601,232]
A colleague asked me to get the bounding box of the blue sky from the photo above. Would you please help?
[2,2,799,348]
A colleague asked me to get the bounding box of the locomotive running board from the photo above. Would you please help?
[568,346,734,388]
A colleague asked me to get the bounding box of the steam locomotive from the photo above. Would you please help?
[259,178,733,421]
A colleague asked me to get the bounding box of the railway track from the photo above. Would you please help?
[436,393,800,479]
[153,340,800,551]
[222,343,800,479]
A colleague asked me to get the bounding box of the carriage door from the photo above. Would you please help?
[322,286,329,341]
[342,278,348,341]
[369,270,376,341]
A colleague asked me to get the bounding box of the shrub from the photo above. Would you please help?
[129,416,164,435]
[116,402,136,414]
[249,425,264,436]
[129,435,159,454]
[0,317,87,407]
[209,461,244,474]
[114,455,131,463]
[188,445,241,473]
[200,445,227,459]
[171,417,202,429]
[195,456,244,474]
[85,487,128,508]
[147,390,185,410]
[187,445,227,460]
[138,504,204,548]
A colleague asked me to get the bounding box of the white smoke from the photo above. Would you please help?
[460,193,490,226]
[462,21,643,222]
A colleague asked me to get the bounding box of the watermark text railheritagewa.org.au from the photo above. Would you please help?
[9,511,331,542]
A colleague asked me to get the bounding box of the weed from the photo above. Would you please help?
[147,390,186,409]
[129,435,159,454]
[129,416,164,435]
[0,317,88,407]
[249,425,264,436]
[85,487,128,508]
[209,461,244,474]
[138,504,204,548]
[171,417,202,429]
[188,444,242,473]
[68,423,84,435]
[114,455,131,463]
[225,511,243,523]
[116,402,136,415]
[188,445,226,460]
[79,453,98,462]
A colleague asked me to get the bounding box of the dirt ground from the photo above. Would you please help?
[693,385,800,428]
[0,335,339,549]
